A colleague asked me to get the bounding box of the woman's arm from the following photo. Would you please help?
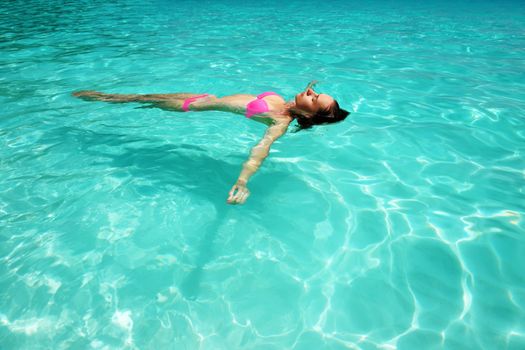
[227,121,290,204]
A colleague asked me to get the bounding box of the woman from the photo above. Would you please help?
[73,81,350,205]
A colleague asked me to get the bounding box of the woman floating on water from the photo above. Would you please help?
[73,81,350,205]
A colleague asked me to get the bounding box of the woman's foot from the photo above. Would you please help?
[72,90,109,101]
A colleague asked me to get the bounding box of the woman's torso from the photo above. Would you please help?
[217,92,291,125]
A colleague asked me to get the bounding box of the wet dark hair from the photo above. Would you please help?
[289,100,350,132]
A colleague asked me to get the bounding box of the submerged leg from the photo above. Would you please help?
[72,90,204,102]
[72,90,217,112]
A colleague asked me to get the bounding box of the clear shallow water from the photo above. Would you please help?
[1,0,525,348]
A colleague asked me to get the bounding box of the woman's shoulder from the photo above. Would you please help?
[269,112,293,125]
[266,93,286,103]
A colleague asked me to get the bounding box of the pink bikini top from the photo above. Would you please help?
[245,91,281,118]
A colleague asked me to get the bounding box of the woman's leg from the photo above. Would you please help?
[72,90,217,112]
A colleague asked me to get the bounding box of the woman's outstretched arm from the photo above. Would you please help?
[227,121,290,205]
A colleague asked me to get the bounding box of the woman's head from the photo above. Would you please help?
[290,88,350,130]
[294,88,334,114]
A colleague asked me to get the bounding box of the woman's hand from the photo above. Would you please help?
[227,180,250,205]
[305,80,319,91]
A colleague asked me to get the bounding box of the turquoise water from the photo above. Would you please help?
[1,0,525,348]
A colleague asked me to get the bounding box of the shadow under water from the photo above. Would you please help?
[44,125,301,300]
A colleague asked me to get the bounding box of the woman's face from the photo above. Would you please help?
[295,88,334,115]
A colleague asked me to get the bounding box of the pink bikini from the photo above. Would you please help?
[182,94,209,112]
[244,91,281,118]
[182,91,281,118]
